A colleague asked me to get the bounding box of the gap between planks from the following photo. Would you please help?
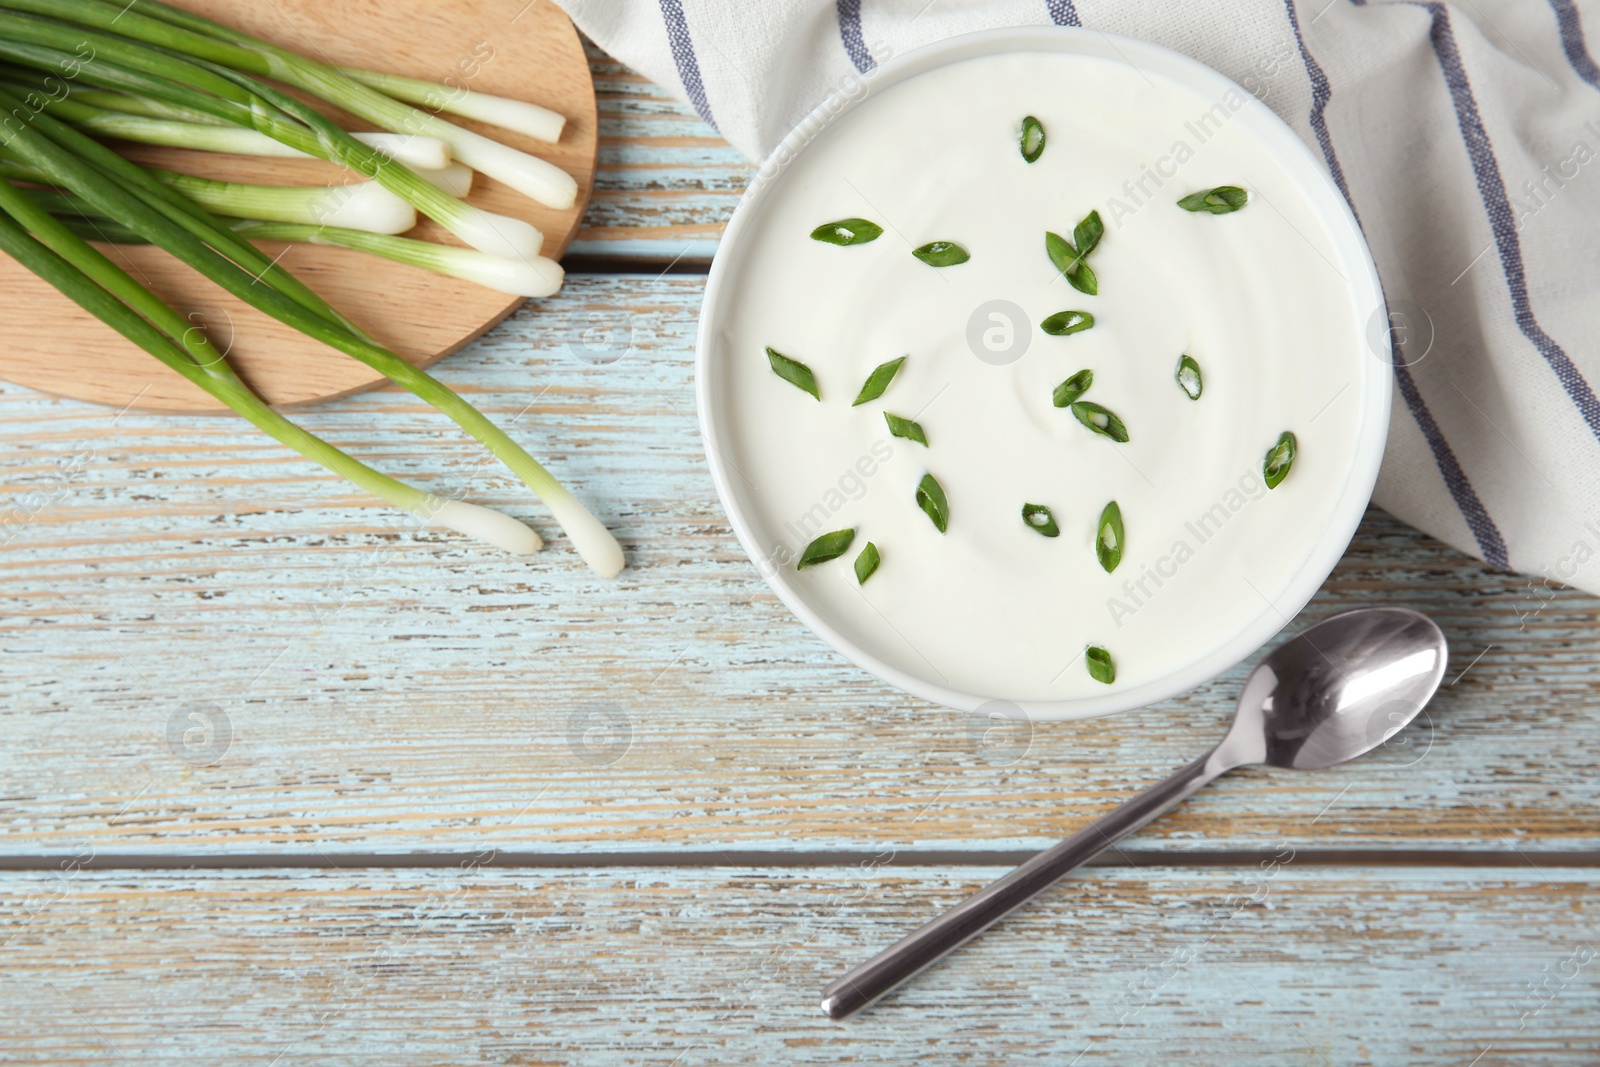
[563,253,713,275]
[1,848,1597,871]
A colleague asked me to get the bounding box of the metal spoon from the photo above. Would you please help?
[821,606,1448,1020]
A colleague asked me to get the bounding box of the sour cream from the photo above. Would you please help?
[706,47,1379,708]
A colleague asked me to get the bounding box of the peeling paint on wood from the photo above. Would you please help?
[0,867,1595,1064]
[572,45,750,264]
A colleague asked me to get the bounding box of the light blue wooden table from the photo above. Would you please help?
[1,42,1597,1065]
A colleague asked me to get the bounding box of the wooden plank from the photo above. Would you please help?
[1,274,1596,856]
[1,865,1595,1063]
[570,44,751,264]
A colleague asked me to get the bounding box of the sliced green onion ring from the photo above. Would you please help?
[854,542,880,584]
[1052,369,1094,408]
[852,356,906,405]
[1021,502,1060,538]
[1086,646,1116,684]
[883,412,927,446]
[765,347,820,399]
[1263,431,1298,488]
[912,240,969,267]
[1176,354,1203,400]
[1071,401,1129,442]
[810,217,882,245]
[1019,115,1045,162]
[915,473,949,533]
[798,528,856,568]
[1073,210,1104,259]
[1096,501,1124,572]
[1041,310,1094,336]
[1177,185,1249,214]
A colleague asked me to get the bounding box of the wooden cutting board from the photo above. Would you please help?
[0,0,597,413]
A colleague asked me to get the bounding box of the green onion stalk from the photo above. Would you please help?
[228,222,564,297]
[0,109,472,204]
[341,67,566,144]
[40,210,141,244]
[0,18,546,260]
[13,85,457,170]
[128,0,573,191]
[0,0,578,210]
[0,90,624,575]
[0,99,375,339]
[0,68,382,329]
[151,169,417,233]
[18,188,558,297]
[47,84,225,123]
[0,183,543,554]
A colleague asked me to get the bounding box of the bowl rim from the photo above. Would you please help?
[695,25,1393,720]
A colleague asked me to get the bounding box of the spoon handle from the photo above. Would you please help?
[820,749,1225,1020]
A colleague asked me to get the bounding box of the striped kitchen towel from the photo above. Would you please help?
[555,0,1600,596]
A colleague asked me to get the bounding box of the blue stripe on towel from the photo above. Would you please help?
[1422,1,1600,445]
[659,0,717,131]
[1549,0,1600,88]
[1285,0,1510,569]
[1047,0,1081,27]
[1285,0,1354,204]
[837,0,876,73]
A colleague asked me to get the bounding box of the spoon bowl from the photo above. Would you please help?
[1222,607,1448,771]
[821,607,1449,1020]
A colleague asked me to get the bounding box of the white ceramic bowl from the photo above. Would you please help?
[696,27,1391,720]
